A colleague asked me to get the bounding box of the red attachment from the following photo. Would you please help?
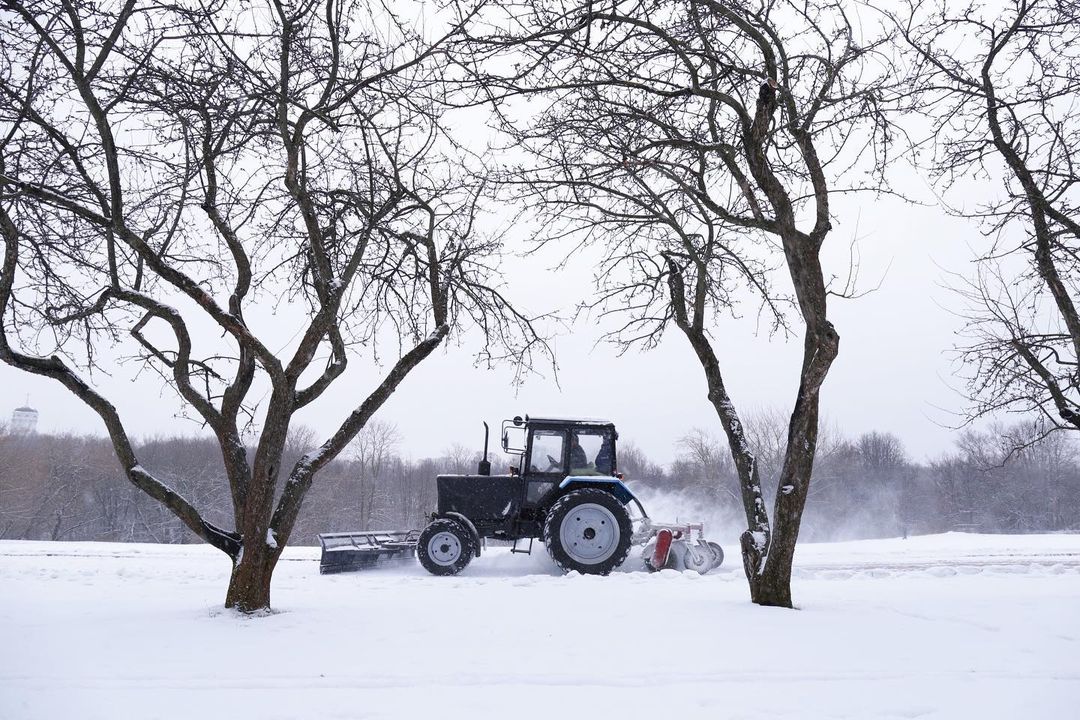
[652,528,673,569]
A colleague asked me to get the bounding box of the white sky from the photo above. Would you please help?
[0,168,997,466]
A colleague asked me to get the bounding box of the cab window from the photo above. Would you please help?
[568,430,614,476]
[530,430,565,474]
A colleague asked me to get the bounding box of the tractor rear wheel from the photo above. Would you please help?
[417,518,475,576]
[543,488,632,575]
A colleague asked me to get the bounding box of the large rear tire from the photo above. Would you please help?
[543,488,632,575]
[417,518,475,576]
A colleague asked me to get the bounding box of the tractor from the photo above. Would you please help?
[317,415,723,576]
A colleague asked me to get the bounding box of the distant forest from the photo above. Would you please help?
[2,415,1078,545]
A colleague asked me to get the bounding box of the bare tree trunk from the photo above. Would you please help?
[670,253,838,607]
[226,542,279,612]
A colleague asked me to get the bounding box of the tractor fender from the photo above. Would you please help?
[559,476,636,505]
[441,511,482,557]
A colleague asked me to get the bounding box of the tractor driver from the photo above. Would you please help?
[569,433,589,472]
[595,435,614,475]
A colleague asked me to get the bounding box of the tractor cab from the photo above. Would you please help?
[503,414,622,515]
[502,415,619,502]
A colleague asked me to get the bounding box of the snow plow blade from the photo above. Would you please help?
[317,530,420,574]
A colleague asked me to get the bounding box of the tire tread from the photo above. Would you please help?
[543,488,632,575]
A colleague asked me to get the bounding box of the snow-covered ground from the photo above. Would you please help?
[1,533,1078,719]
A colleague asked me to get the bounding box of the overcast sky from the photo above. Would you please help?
[1,165,1002,467]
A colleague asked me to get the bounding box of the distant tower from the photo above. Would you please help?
[11,395,38,435]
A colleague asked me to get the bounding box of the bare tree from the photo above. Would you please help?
[927,419,1080,532]
[349,420,399,529]
[0,1,541,611]
[472,0,896,606]
[742,407,795,490]
[887,0,1080,436]
[0,428,31,539]
[855,431,906,473]
[677,428,737,499]
[438,442,479,475]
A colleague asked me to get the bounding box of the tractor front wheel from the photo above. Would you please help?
[417,518,475,576]
[543,488,632,575]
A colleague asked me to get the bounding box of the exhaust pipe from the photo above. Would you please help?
[477,422,491,475]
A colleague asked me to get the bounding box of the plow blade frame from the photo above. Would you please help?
[317,530,420,574]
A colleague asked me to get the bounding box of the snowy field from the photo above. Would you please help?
[1,532,1078,720]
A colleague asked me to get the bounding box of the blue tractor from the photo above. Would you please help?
[318,415,723,576]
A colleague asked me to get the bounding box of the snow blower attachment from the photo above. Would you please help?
[317,415,723,577]
[640,522,724,573]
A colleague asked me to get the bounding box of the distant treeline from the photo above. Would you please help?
[1,415,1077,545]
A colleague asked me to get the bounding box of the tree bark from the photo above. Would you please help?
[225,541,279,612]
[752,322,838,606]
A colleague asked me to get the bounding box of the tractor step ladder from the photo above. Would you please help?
[510,537,533,555]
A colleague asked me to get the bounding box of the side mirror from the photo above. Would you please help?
[501,425,526,453]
